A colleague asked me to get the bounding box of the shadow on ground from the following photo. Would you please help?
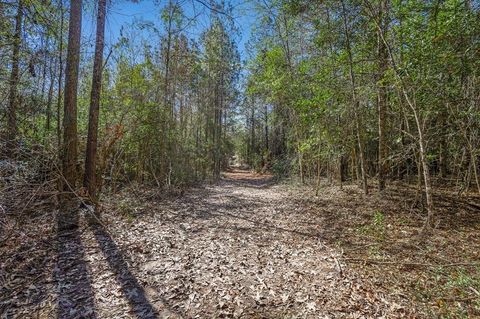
[54,208,168,319]
[221,169,276,189]
[88,218,161,318]
[55,210,97,318]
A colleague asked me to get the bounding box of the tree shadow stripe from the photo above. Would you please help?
[55,210,97,319]
[88,219,160,318]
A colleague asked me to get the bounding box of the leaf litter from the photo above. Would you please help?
[1,169,416,318]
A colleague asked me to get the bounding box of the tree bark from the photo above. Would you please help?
[413,107,434,231]
[250,100,255,165]
[62,0,82,194]
[45,55,55,133]
[84,0,107,202]
[264,104,269,152]
[341,0,369,195]
[56,0,65,149]
[6,0,23,158]
[363,0,434,232]
[377,0,389,192]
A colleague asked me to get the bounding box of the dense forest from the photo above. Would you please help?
[1,0,480,318]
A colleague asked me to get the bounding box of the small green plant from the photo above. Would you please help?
[373,211,385,229]
[357,210,386,240]
[416,267,480,318]
[446,269,479,292]
[117,200,136,222]
[367,245,382,258]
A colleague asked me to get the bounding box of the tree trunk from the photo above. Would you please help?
[45,55,55,134]
[299,150,304,184]
[472,152,480,195]
[6,0,23,158]
[377,0,389,192]
[56,0,65,149]
[315,158,321,196]
[264,104,269,152]
[364,0,434,233]
[413,109,434,232]
[338,155,344,189]
[162,1,174,183]
[341,0,368,195]
[84,0,107,203]
[250,101,255,166]
[62,0,82,194]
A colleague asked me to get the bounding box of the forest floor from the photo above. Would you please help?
[1,169,479,318]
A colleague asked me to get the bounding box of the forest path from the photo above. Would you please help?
[75,169,401,318]
[1,170,405,318]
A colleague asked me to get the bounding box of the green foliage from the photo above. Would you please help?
[417,267,480,318]
[271,156,293,177]
[117,199,136,223]
[357,211,386,241]
[241,0,480,195]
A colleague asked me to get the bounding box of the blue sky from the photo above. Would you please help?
[81,0,260,62]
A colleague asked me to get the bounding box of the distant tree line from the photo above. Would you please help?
[242,0,479,232]
[0,0,240,205]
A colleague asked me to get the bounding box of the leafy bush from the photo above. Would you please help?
[271,156,293,177]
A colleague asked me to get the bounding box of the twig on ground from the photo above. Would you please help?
[333,255,343,277]
[342,257,480,268]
